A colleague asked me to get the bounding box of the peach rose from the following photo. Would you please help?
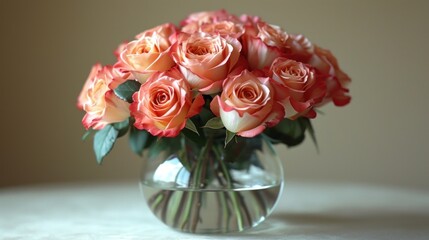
[110,61,132,89]
[79,65,130,130]
[135,23,177,41]
[171,32,242,94]
[239,14,261,29]
[180,10,239,26]
[309,45,351,106]
[269,58,326,119]
[77,63,102,110]
[242,21,289,70]
[284,34,314,63]
[119,24,176,83]
[114,41,128,59]
[130,68,205,137]
[182,21,245,39]
[210,70,284,137]
[200,21,244,39]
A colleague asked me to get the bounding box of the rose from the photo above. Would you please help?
[257,23,289,50]
[171,32,242,94]
[242,21,289,70]
[114,41,128,59]
[135,23,177,40]
[77,63,102,110]
[200,21,244,39]
[210,70,284,137]
[182,21,245,39]
[111,61,132,89]
[284,34,314,63]
[240,14,261,28]
[130,68,205,137]
[180,10,239,26]
[269,58,326,119]
[78,65,130,130]
[119,23,176,83]
[308,45,351,106]
[180,10,240,35]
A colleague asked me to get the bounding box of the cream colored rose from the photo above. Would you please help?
[79,66,130,130]
[210,70,284,137]
[120,24,176,83]
[171,32,242,94]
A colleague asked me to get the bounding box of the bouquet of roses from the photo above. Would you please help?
[78,10,350,163]
[78,10,350,233]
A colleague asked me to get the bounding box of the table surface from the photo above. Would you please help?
[1,181,429,240]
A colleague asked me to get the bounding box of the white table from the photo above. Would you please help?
[1,181,429,240]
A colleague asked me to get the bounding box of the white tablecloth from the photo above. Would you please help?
[1,181,428,240]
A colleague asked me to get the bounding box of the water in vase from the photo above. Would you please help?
[141,183,282,233]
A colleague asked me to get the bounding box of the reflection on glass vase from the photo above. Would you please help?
[140,135,284,233]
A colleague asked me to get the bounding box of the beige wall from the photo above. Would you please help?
[1,0,428,189]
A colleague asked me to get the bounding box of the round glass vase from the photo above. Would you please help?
[140,135,284,233]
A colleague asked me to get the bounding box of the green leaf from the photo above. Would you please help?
[113,118,130,138]
[82,129,94,141]
[301,118,319,152]
[181,128,205,147]
[93,125,118,164]
[185,119,199,135]
[223,137,262,169]
[129,126,150,156]
[263,118,307,147]
[203,117,224,129]
[199,106,216,124]
[225,130,235,147]
[279,118,304,139]
[113,80,141,103]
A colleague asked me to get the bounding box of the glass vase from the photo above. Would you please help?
[139,135,284,233]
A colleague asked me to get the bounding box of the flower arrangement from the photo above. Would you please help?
[77,10,350,233]
[78,10,350,161]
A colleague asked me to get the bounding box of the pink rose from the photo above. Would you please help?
[242,21,289,70]
[239,14,261,28]
[77,63,102,110]
[200,21,244,39]
[171,32,242,94]
[79,65,130,130]
[130,68,205,137]
[119,24,176,83]
[135,23,177,40]
[269,58,326,119]
[309,45,351,106]
[210,70,284,137]
[180,10,239,26]
[110,61,132,89]
[182,21,244,39]
[285,34,314,63]
[114,41,128,59]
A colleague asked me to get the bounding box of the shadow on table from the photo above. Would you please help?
[222,211,429,238]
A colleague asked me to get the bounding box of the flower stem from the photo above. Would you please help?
[180,137,213,231]
[215,145,246,231]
